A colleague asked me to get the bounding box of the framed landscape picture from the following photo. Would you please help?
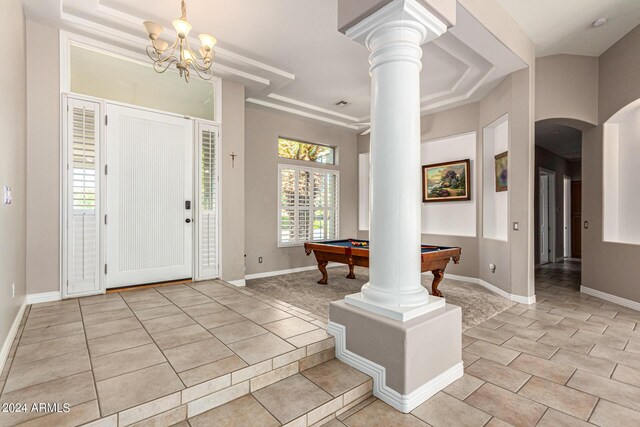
[422,159,471,202]
[494,151,508,192]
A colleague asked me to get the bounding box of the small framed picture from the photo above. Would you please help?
[494,151,508,192]
[422,159,471,202]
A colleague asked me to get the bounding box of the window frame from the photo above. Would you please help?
[277,163,340,247]
[277,136,337,165]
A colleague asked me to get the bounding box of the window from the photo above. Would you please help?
[278,137,335,164]
[279,165,339,246]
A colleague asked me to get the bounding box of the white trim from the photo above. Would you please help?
[422,272,536,305]
[228,279,247,287]
[328,321,463,413]
[344,292,445,322]
[0,301,27,378]
[26,292,62,305]
[247,98,358,130]
[245,263,341,281]
[580,286,640,312]
[555,257,565,263]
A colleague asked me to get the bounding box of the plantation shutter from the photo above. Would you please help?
[279,164,339,246]
[196,123,220,279]
[67,98,101,295]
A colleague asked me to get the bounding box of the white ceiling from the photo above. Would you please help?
[23,0,527,131]
[496,0,640,57]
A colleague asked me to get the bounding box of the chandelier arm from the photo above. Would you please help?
[190,64,213,81]
[152,58,178,74]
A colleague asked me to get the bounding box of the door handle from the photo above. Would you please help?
[185,218,192,223]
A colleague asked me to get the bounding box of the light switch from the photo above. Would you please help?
[584,221,589,229]
[3,185,11,205]
[513,222,519,231]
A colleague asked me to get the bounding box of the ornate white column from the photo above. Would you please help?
[344,1,447,321]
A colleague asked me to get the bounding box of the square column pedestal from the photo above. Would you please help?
[328,300,462,413]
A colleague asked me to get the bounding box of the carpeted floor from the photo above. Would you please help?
[246,266,515,331]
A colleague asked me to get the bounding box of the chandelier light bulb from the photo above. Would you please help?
[199,34,217,51]
[154,39,169,52]
[143,21,163,40]
[172,19,192,38]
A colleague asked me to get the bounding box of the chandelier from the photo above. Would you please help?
[143,0,217,82]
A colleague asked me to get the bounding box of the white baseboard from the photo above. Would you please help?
[227,279,246,287]
[0,299,27,379]
[422,272,536,305]
[245,263,340,281]
[580,286,640,312]
[26,292,61,305]
[328,321,463,413]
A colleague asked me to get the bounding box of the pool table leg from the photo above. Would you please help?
[346,261,356,279]
[431,269,444,297]
[317,261,329,285]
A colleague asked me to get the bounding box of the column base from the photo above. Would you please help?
[328,300,462,413]
[344,291,445,321]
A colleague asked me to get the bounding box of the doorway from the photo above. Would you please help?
[563,176,571,258]
[539,169,556,265]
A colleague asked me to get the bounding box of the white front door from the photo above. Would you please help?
[540,173,549,265]
[105,104,194,288]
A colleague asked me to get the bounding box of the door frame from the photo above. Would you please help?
[538,167,556,265]
[61,93,222,298]
[563,175,571,258]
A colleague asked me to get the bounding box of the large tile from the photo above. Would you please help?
[589,343,640,369]
[88,328,152,357]
[194,309,247,329]
[13,333,87,365]
[151,324,212,350]
[559,317,607,334]
[28,303,80,319]
[536,408,592,427]
[287,329,332,348]
[179,355,248,387]
[224,300,272,314]
[163,337,234,372]
[589,399,640,427]
[568,370,640,411]
[189,395,279,427]
[79,293,123,306]
[588,315,636,330]
[550,349,616,377]
[80,300,129,315]
[170,294,215,308]
[520,309,564,324]
[83,307,134,326]
[493,312,535,327]
[252,374,332,424]
[465,383,546,427]
[496,323,546,341]
[263,317,318,339]
[464,340,520,365]
[412,391,491,427]
[302,359,369,396]
[127,296,172,312]
[465,358,531,392]
[210,320,268,344]
[343,399,428,427]
[156,284,193,294]
[463,327,512,345]
[518,376,597,420]
[16,399,100,427]
[134,304,184,321]
[443,374,484,400]
[528,320,578,337]
[19,321,84,346]
[119,289,161,302]
[84,316,143,339]
[571,329,627,350]
[228,333,296,365]
[501,336,558,359]
[92,343,166,381]
[3,349,91,393]
[508,353,575,384]
[548,308,591,321]
[611,363,640,388]
[141,313,196,334]
[180,302,228,317]
[95,363,184,416]
[24,311,82,331]
[242,308,293,325]
[537,334,593,354]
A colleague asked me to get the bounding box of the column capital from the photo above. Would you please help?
[344,0,448,47]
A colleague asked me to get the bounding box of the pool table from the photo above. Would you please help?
[304,239,461,297]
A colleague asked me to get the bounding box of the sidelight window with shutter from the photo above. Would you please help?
[196,122,220,279]
[278,164,339,246]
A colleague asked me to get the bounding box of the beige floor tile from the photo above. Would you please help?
[242,308,293,325]
[465,358,531,392]
[518,376,597,420]
[95,363,184,416]
[558,317,607,334]
[88,328,152,357]
[287,329,332,348]
[19,321,85,346]
[625,339,640,354]
[484,417,513,427]
[84,316,143,339]
[537,408,592,427]
[180,301,228,317]
[496,323,546,341]
[80,300,129,315]
[464,340,521,365]
[130,405,187,427]
[604,326,640,341]
[82,307,134,326]
[171,294,216,308]
[224,300,273,314]
[228,332,296,365]
[262,317,319,339]
[120,289,161,302]
[127,297,172,312]
[462,351,480,366]
[3,349,91,393]
[0,371,96,426]
[17,399,101,427]
[548,308,591,321]
[141,313,196,334]
[520,309,564,324]
[302,359,369,397]
[493,312,535,327]
[133,304,184,321]
[589,399,640,427]
[443,374,484,400]
[163,289,204,300]
[210,320,269,344]
[189,395,279,427]
[611,363,640,388]
[156,284,193,294]
[24,311,82,331]
[343,399,428,427]
[526,320,578,337]
[590,344,640,369]
[508,353,575,384]
[567,370,640,411]
[152,324,213,350]
[253,374,332,424]
[462,335,477,349]
[587,315,636,331]
[79,293,123,306]
[179,355,248,387]
[163,337,234,372]
[615,310,640,324]
[477,318,506,330]
[571,329,627,350]
[537,334,594,354]
[194,309,247,329]
[463,327,512,345]
[465,383,546,427]
[502,336,558,359]
[92,343,166,381]
[28,303,80,319]
[412,391,491,427]
[14,333,87,365]
[550,349,616,377]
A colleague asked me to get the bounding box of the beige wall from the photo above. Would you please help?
[0,0,27,359]
[582,24,640,303]
[221,80,246,282]
[244,106,358,276]
[535,55,598,125]
[26,21,60,295]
